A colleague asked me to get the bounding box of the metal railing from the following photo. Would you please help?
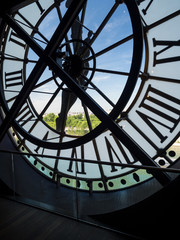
[0,148,180,174]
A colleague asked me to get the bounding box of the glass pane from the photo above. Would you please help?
[0,152,16,199]
[12,152,78,218]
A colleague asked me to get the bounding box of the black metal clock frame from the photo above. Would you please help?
[0,0,174,187]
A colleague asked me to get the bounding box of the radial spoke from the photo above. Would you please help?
[5,89,54,95]
[81,1,121,58]
[88,1,121,47]
[19,83,64,137]
[85,67,130,77]
[148,74,180,83]
[34,76,54,90]
[78,1,87,39]
[147,9,180,31]
[32,36,48,45]
[32,90,54,95]
[80,74,115,107]
[89,82,115,107]
[0,52,37,63]
[16,12,49,44]
[85,34,133,62]
[80,1,87,27]
[39,83,64,117]
[73,1,88,54]
[55,4,72,55]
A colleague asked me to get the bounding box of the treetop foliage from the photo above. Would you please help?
[43,113,101,135]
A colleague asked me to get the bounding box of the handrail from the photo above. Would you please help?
[0,148,180,174]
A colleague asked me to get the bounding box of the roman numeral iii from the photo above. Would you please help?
[153,38,180,66]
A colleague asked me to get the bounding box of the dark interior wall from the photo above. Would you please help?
[0,0,36,13]
[92,175,180,239]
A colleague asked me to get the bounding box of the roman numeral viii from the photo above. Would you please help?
[136,85,180,143]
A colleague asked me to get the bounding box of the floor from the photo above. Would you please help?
[0,197,139,240]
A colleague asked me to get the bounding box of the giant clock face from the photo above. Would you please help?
[0,0,179,193]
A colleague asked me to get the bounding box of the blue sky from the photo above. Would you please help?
[27,0,140,115]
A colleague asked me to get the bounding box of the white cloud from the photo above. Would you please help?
[92,75,110,83]
[38,9,59,39]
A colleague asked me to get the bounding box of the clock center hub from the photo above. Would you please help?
[63,54,83,78]
[55,39,96,88]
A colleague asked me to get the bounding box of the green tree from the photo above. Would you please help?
[43,113,101,135]
[43,113,55,122]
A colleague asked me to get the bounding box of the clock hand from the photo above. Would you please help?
[55,37,91,134]
[81,1,121,59]
[56,4,92,133]
[0,52,37,63]
[56,0,82,133]
[0,0,87,141]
